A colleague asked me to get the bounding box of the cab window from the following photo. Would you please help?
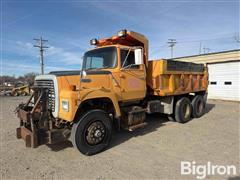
[83,47,117,70]
[86,57,103,69]
[121,49,139,69]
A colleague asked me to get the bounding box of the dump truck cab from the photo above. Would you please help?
[16,30,208,155]
[81,44,146,100]
[81,45,146,101]
[56,30,149,123]
[81,29,149,102]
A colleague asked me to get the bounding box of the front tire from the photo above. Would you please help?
[71,109,112,155]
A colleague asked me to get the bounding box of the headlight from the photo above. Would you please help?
[62,100,69,112]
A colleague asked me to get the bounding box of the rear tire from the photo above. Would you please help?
[191,95,205,118]
[175,97,192,123]
[71,109,112,155]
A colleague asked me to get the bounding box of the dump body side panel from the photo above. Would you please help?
[147,59,208,96]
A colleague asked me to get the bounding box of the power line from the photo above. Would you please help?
[167,39,177,59]
[178,35,234,44]
[149,44,168,57]
[33,37,49,75]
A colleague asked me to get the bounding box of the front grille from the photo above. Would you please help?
[35,80,55,112]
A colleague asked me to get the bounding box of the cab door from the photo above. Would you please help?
[120,49,146,101]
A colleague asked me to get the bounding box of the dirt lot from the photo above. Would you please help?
[0,96,239,179]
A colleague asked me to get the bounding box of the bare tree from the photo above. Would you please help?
[0,72,38,86]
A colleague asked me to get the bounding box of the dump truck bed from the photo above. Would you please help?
[147,59,208,96]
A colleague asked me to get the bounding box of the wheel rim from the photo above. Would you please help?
[197,100,203,114]
[183,103,190,119]
[85,121,106,146]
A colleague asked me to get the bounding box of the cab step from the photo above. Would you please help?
[127,122,147,131]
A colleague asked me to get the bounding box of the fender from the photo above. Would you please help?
[58,89,79,121]
[79,88,121,118]
[58,88,121,122]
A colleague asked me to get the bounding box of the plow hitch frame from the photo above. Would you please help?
[16,87,69,148]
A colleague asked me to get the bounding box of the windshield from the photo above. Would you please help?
[82,47,117,70]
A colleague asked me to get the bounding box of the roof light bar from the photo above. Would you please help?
[90,38,98,45]
[117,29,127,37]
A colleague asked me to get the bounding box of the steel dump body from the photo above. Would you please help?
[147,59,208,96]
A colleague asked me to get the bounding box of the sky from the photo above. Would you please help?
[1,0,239,76]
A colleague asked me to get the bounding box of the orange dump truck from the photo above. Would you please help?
[16,30,208,155]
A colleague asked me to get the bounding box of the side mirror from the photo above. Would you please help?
[134,48,143,65]
[82,70,87,77]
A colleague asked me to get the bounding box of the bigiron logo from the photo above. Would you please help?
[181,161,237,179]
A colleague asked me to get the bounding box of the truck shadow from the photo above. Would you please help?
[109,114,168,149]
[47,103,215,152]
[205,103,215,114]
[47,140,73,151]
[47,114,168,152]
[110,103,215,149]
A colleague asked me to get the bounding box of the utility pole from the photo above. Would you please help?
[33,37,49,75]
[234,33,240,43]
[167,39,177,59]
[203,46,210,54]
[199,42,202,54]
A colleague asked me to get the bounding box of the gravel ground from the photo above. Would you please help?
[0,96,239,180]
